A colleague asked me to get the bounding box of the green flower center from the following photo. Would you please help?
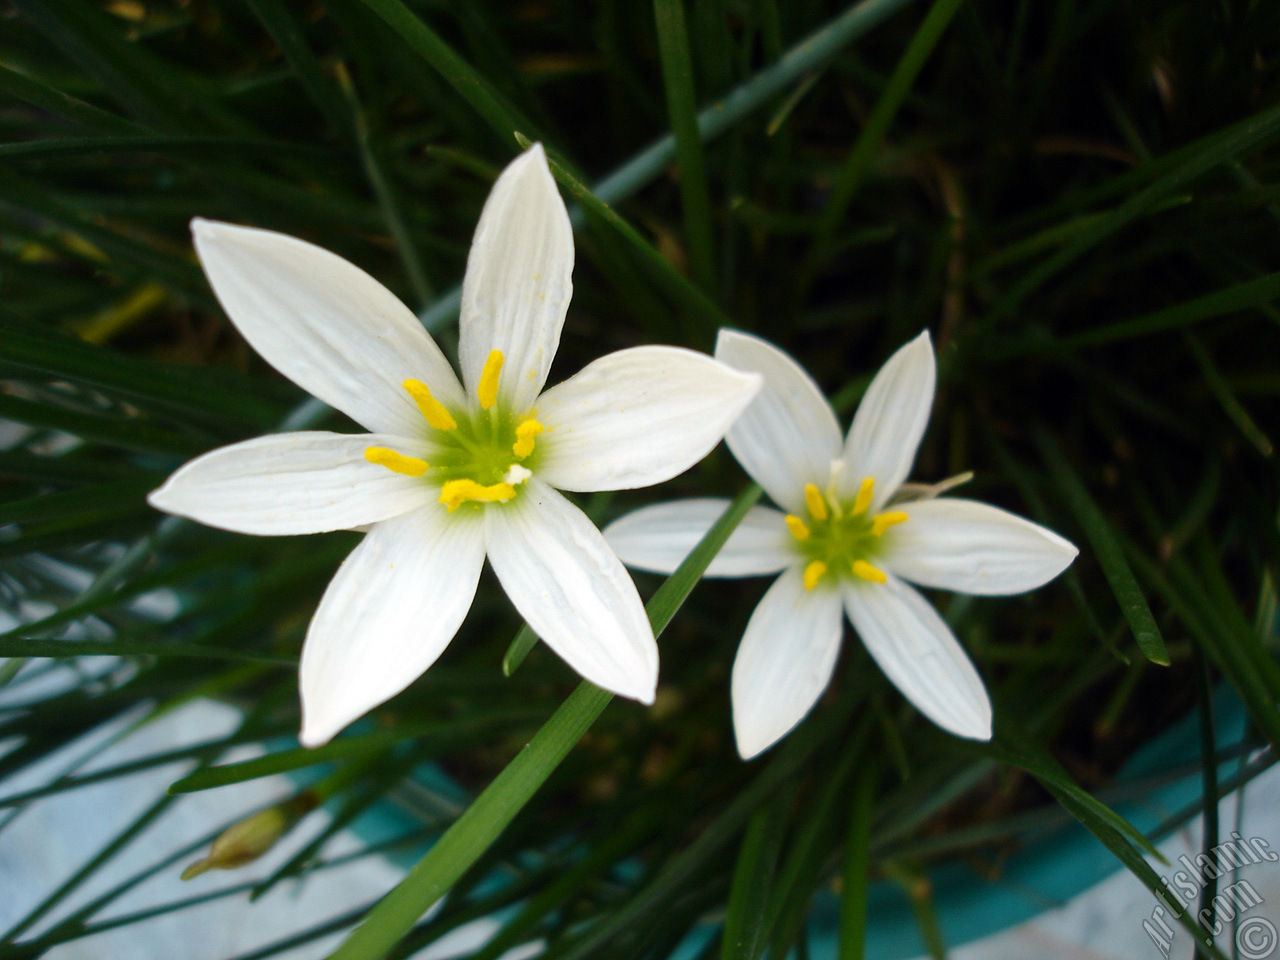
[786,477,907,589]
[362,350,545,512]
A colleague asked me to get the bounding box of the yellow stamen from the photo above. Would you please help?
[804,483,828,521]
[852,560,887,584]
[852,477,875,515]
[803,560,828,591]
[478,350,504,410]
[512,418,544,459]
[784,515,811,541]
[403,379,457,431]
[439,478,516,512]
[365,446,428,477]
[871,511,908,537]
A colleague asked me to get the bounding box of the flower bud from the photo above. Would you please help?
[181,792,316,880]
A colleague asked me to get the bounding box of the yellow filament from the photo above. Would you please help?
[512,418,544,459]
[439,478,515,512]
[803,560,828,591]
[871,511,908,537]
[478,350,504,410]
[784,515,811,541]
[403,379,457,431]
[851,477,875,515]
[803,483,828,521]
[852,560,887,584]
[365,446,428,477]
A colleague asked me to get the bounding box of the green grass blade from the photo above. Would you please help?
[1034,428,1170,665]
[1055,270,1280,352]
[0,390,210,457]
[977,721,1166,863]
[720,793,788,960]
[243,0,349,134]
[0,63,140,135]
[980,102,1280,330]
[654,0,717,292]
[0,477,158,526]
[838,757,879,960]
[0,638,297,666]
[169,712,536,794]
[1183,331,1275,457]
[354,0,534,145]
[800,0,965,293]
[336,64,435,308]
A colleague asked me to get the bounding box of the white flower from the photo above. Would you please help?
[604,330,1078,759]
[148,145,761,747]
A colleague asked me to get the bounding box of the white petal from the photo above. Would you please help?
[299,508,486,746]
[842,574,992,740]
[147,431,437,536]
[534,346,761,492]
[458,144,574,414]
[485,480,657,703]
[887,498,1078,596]
[192,220,465,436]
[730,567,845,759]
[840,330,936,511]
[715,329,842,515]
[603,499,794,578]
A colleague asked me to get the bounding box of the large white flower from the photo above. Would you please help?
[604,330,1077,759]
[149,145,761,747]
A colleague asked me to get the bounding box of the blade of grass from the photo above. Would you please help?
[0,638,297,666]
[244,0,349,134]
[335,63,435,308]
[1183,331,1275,457]
[978,101,1280,331]
[720,789,790,960]
[169,710,539,793]
[0,63,141,135]
[654,0,716,293]
[1052,270,1280,352]
[838,755,879,960]
[354,0,536,145]
[798,0,965,298]
[1034,427,1170,665]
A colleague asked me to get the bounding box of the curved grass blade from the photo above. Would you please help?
[1034,427,1170,665]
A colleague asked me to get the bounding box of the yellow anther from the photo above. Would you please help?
[403,379,457,431]
[852,560,887,584]
[852,477,875,515]
[512,418,544,459]
[784,515,811,541]
[478,350,504,410]
[871,511,908,537]
[439,478,516,512]
[804,483,828,522]
[803,560,828,591]
[364,446,428,477]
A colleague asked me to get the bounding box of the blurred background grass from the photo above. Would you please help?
[0,0,1278,957]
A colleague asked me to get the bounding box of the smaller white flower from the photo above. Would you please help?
[604,330,1078,759]
[149,145,761,747]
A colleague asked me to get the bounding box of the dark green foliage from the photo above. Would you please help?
[0,1,1277,958]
